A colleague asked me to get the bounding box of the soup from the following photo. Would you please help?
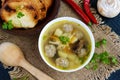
[40,20,91,70]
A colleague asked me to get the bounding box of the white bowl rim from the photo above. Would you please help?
[38,17,95,72]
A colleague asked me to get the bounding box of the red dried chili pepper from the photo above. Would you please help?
[84,0,98,24]
[63,0,92,26]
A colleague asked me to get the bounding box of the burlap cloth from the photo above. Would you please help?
[1,0,120,80]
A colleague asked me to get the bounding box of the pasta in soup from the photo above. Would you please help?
[41,20,91,70]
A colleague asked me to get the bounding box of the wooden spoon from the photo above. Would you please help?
[0,42,54,80]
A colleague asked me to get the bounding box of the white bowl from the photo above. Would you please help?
[38,17,95,72]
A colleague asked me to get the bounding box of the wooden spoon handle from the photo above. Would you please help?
[19,59,54,80]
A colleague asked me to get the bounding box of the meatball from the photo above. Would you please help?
[77,48,87,57]
[63,24,73,32]
[45,44,56,57]
[56,57,69,68]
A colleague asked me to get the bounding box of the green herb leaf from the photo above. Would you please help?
[102,58,110,64]
[2,20,13,30]
[111,56,118,65]
[17,12,24,18]
[7,20,13,30]
[95,42,101,48]
[93,64,98,70]
[59,36,70,44]
[91,59,96,63]
[2,22,8,29]
[95,39,107,48]
[101,39,107,45]
[85,65,90,69]
[99,51,109,59]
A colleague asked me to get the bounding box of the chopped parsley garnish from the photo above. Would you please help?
[2,6,25,30]
[59,36,70,44]
[86,38,118,70]
[16,5,25,18]
[111,56,118,65]
[95,42,101,48]
[95,38,107,48]
[17,12,24,18]
[2,20,13,30]
[101,39,107,44]
[85,51,118,70]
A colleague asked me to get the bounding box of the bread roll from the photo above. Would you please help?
[0,0,53,28]
[97,0,120,18]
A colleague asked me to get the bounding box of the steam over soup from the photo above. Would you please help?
[41,20,91,70]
